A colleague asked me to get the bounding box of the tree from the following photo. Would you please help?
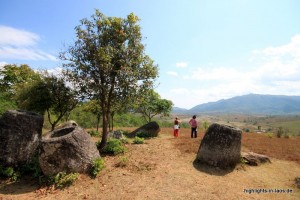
[0,64,41,97]
[0,64,41,115]
[135,89,173,122]
[83,100,102,131]
[60,10,158,150]
[17,75,78,131]
[203,120,209,131]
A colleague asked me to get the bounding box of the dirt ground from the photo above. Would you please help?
[0,128,300,200]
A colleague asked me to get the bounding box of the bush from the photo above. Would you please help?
[100,138,126,155]
[50,172,79,189]
[276,127,284,138]
[115,156,129,168]
[88,130,100,137]
[133,136,144,144]
[266,132,273,138]
[0,166,20,181]
[90,158,105,178]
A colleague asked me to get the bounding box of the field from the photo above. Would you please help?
[0,127,300,200]
[174,114,300,136]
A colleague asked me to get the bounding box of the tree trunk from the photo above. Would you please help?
[97,112,108,151]
[96,113,101,132]
[111,111,115,131]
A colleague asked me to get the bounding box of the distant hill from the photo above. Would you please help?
[173,94,300,115]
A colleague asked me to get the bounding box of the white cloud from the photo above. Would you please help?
[167,71,178,76]
[0,26,40,47]
[0,61,8,67]
[0,25,57,61]
[175,62,188,68]
[169,34,300,108]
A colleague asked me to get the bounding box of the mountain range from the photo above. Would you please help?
[172,94,300,115]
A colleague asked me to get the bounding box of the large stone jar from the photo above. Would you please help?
[196,123,242,169]
[39,126,100,175]
[0,110,43,167]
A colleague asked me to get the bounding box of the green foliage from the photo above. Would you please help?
[203,120,210,130]
[61,9,158,149]
[88,130,100,137]
[133,136,144,144]
[0,166,20,181]
[266,132,273,138]
[0,64,41,97]
[48,172,79,189]
[0,93,17,115]
[100,138,126,155]
[115,156,129,167]
[276,127,285,138]
[90,158,105,178]
[134,89,173,122]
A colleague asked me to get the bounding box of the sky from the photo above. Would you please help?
[1,0,300,109]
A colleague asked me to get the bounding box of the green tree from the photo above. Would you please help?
[0,64,41,97]
[83,100,102,131]
[60,10,158,150]
[135,89,173,122]
[203,120,209,131]
[0,64,41,114]
[17,75,78,131]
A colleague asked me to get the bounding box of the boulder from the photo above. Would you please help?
[241,152,271,166]
[128,121,160,138]
[196,123,242,170]
[0,110,43,167]
[39,126,100,176]
[108,130,124,139]
[55,120,78,129]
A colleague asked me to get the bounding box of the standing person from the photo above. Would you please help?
[189,115,198,138]
[173,117,180,137]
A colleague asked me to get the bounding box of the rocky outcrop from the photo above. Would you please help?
[241,152,271,166]
[196,123,242,170]
[39,126,100,176]
[0,110,43,167]
[128,121,160,138]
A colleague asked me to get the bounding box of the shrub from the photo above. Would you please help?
[0,166,20,181]
[276,127,284,138]
[266,132,273,138]
[90,158,105,178]
[50,172,79,189]
[115,156,129,168]
[133,136,144,144]
[88,130,100,137]
[101,138,125,155]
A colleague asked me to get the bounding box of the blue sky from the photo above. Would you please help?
[1,0,300,109]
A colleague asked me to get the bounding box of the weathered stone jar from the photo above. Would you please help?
[0,110,43,167]
[39,126,100,175]
[196,123,242,169]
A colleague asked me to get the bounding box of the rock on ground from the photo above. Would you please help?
[39,126,100,176]
[0,110,43,167]
[129,121,160,138]
[196,123,242,170]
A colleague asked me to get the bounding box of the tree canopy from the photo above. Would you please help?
[135,89,173,122]
[60,10,158,150]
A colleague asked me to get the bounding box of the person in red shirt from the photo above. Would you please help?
[173,117,180,137]
[189,115,198,138]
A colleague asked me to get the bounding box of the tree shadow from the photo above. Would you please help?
[193,159,235,176]
[0,176,39,195]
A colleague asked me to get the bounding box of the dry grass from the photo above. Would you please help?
[159,127,300,165]
[1,127,300,200]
